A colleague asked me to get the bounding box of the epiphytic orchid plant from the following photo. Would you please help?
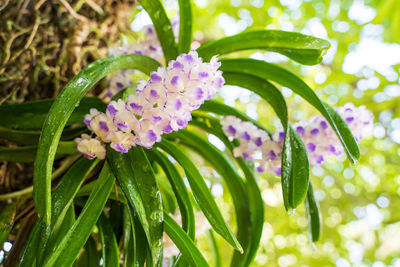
[0,0,372,266]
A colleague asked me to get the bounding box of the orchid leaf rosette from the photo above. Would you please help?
[0,0,373,266]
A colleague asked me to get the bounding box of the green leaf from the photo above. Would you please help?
[33,54,159,227]
[73,237,100,267]
[208,230,222,267]
[305,181,321,243]
[41,163,115,267]
[138,0,178,62]
[157,139,243,253]
[168,130,250,258]
[0,141,77,163]
[126,203,148,267]
[164,212,210,267]
[150,149,195,240]
[0,97,105,130]
[51,158,99,227]
[98,214,120,267]
[222,72,309,209]
[0,202,16,246]
[187,118,264,267]
[220,59,360,163]
[198,100,270,134]
[18,220,42,267]
[178,0,193,53]
[107,147,163,267]
[197,30,331,65]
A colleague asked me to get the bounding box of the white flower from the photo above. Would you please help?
[74,134,106,160]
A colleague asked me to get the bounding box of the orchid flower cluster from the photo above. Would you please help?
[105,20,179,98]
[221,103,373,175]
[75,51,225,159]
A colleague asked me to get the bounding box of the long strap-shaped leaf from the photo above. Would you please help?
[188,118,264,267]
[33,54,159,227]
[138,0,178,62]
[41,163,115,267]
[0,97,105,130]
[157,139,243,253]
[220,59,360,164]
[98,214,120,267]
[0,141,77,163]
[222,72,309,210]
[107,146,163,267]
[73,236,100,267]
[197,30,330,65]
[177,0,193,54]
[164,212,209,267]
[305,180,321,243]
[167,130,251,260]
[0,202,16,246]
[150,150,195,240]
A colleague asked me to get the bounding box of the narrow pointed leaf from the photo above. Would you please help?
[220,59,360,164]
[157,139,243,253]
[33,54,159,226]
[0,97,105,130]
[164,212,210,267]
[0,202,16,246]
[18,220,42,267]
[42,163,115,267]
[98,214,119,267]
[150,150,195,239]
[0,141,77,163]
[107,147,163,267]
[197,30,330,65]
[138,0,178,61]
[73,237,100,267]
[178,0,193,53]
[305,181,321,243]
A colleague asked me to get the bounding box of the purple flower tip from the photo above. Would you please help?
[320,121,328,129]
[307,142,316,152]
[196,87,204,100]
[99,121,109,132]
[116,82,124,89]
[149,45,157,51]
[256,166,265,173]
[84,119,91,127]
[107,105,118,116]
[163,124,173,133]
[255,137,263,146]
[199,72,209,78]
[185,54,194,63]
[346,117,354,123]
[175,99,182,110]
[296,126,305,135]
[171,76,179,86]
[228,125,236,134]
[152,115,162,122]
[173,61,184,69]
[242,152,250,160]
[328,144,336,152]
[130,102,142,111]
[147,130,158,142]
[115,143,129,153]
[268,150,277,160]
[150,73,162,82]
[150,89,159,99]
[243,131,251,141]
[279,132,285,140]
[311,128,320,135]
